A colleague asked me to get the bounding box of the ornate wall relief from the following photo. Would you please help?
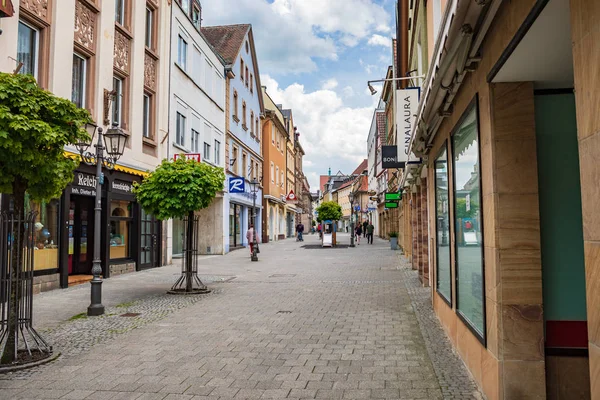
[144,52,157,92]
[20,0,49,21]
[113,29,130,73]
[74,0,96,52]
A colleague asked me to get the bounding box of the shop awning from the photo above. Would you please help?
[0,0,14,18]
[64,151,150,177]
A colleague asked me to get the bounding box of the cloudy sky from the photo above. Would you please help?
[201,0,396,190]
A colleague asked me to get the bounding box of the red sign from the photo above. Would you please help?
[0,0,15,17]
[174,153,201,162]
[286,190,297,201]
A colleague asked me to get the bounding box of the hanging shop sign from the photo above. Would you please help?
[382,145,404,169]
[70,172,97,197]
[174,153,201,162]
[385,192,402,201]
[396,87,420,162]
[385,202,399,209]
[228,177,245,194]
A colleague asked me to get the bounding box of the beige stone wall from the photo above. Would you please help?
[570,0,600,396]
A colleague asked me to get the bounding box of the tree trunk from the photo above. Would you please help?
[1,178,26,364]
[185,211,194,293]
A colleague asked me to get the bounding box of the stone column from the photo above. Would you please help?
[571,0,600,394]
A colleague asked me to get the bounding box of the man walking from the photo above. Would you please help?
[246,224,256,257]
[296,221,304,241]
[362,220,368,238]
[366,221,374,244]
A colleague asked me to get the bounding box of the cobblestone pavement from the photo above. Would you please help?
[0,233,481,399]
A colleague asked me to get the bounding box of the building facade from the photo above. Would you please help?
[168,0,226,258]
[399,0,600,397]
[0,0,170,291]
[202,24,263,252]
[282,108,297,238]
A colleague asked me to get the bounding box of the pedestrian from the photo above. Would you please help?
[366,221,374,244]
[355,224,362,245]
[296,221,304,241]
[246,224,256,256]
[317,223,322,239]
[362,220,368,238]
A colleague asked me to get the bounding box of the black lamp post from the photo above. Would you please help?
[75,122,128,316]
[249,178,259,262]
[349,190,355,248]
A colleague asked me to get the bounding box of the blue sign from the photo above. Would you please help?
[354,205,361,211]
[229,177,245,193]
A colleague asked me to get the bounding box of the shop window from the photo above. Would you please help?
[20,197,60,271]
[110,200,132,260]
[435,143,451,304]
[451,100,485,340]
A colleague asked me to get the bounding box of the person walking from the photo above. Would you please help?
[246,225,256,256]
[366,221,374,244]
[296,222,304,241]
[362,220,368,238]
[317,223,322,239]
[355,224,362,245]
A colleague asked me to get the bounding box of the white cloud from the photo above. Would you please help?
[368,34,391,48]
[321,78,339,90]
[262,74,372,189]
[201,0,392,74]
[342,86,355,97]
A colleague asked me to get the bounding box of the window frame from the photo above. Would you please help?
[109,199,133,261]
[242,101,247,129]
[203,142,211,161]
[214,140,221,164]
[177,34,188,70]
[145,6,154,50]
[233,90,239,122]
[112,75,124,128]
[450,95,486,345]
[17,20,39,80]
[240,59,244,83]
[142,93,151,139]
[434,141,452,306]
[175,112,186,147]
[192,3,201,29]
[271,162,274,183]
[250,111,254,136]
[71,53,87,109]
[115,0,126,26]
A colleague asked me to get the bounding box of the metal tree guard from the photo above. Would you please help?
[168,213,210,294]
[0,211,52,367]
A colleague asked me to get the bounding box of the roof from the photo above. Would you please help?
[201,24,250,65]
[319,175,330,192]
[351,159,368,175]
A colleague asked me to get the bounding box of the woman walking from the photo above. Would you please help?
[355,224,362,245]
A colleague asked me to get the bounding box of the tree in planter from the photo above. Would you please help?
[134,158,225,293]
[315,201,342,245]
[0,73,92,365]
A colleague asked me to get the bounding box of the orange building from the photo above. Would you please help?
[261,87,288,242]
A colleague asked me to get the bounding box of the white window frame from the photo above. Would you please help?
[72,53,87,109]
[112,76,123,127]
[214,140,221,164]
[17,21,39,79]
[143,93,151,138]
[204,142,211,161]
[177,35,188,70]
[180,0,190,14]
[145,7,153,49]
[176,112,186,147]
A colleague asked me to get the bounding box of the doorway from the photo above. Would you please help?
[67,195,94,285]
[139,209,160,269]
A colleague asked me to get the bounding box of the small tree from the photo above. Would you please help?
[134,158,225,292]
[315,201,342,222]
[0,73,91,364]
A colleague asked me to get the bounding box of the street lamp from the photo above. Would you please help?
[249,178,259,262]
[75,122,128,316]
[349,190,355,248]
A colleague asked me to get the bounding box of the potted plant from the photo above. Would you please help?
[389,232,399,250]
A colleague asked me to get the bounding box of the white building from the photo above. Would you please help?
[0,0,170,290]
[202,24,264,252]
[367,99,385,236]
[168,0,226,259]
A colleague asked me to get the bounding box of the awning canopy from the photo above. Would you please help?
[0,0,15,18]
[64,151,150,177]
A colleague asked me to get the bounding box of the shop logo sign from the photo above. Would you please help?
[229,177,245,193]
[77,173,97,188]
[112,180,134,193]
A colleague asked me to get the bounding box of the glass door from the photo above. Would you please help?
[139,208,159,269]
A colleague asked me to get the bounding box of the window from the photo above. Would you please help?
[435,143,451,304]
[72,54,87,108]
[277,134,280,150]
[115,0,125,25]
[271,124,275,144]
[177,35,188,70]
[245,66,249,88]
[204,142,211,161]
[214,140,220,164]
[271,163,274,183]
[145,7,153,49]
[242,101,247,128]
[242,153,247,178]
[204,59,212,96]
[112,76,123,127]
[176,112,186,146]
[451,101,484,339]
[233,91,239,121]
[180,0,190,14]
[110,200,132,259]
[240,59,244,83]
[276,166,279,185]
[433,0,442,41]
[17,21,39,79]
[281,171,284,188]
[250,111,254,136]
[256,118,260,141]
[232,146,238,172]
[191,129,199,152]
[192,4,201,29]
[250,73,253,93]
[143,93,151,138]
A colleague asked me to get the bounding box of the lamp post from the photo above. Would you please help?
[75,122,128,316]
[249,178,259,261]
[349,190,355,248]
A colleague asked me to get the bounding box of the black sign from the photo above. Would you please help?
[382,146,405,169]
[112,180,134,194]
[70,172,97,197]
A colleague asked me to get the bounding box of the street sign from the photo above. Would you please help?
[228,177,245,193]
[286,190,297,201]
[354,204,361,211]
[385,192,402,201]
[174,153,201,162]
[385,202,399,209]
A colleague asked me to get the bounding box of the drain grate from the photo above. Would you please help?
[120,313,141,317]
[276,310,292,314]
[269,274,296,278]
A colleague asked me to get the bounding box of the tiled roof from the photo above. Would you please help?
[351,159,368,175]
[319,175,330,192]
[201,24,250,65]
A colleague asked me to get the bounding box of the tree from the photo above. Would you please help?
[0,73,91,364]
[134,158,225,292]
[316,201,342,222]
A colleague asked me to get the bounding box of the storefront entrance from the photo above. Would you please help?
[67,195,96,285]
[229,203,242,248]
[139,209,160,270]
